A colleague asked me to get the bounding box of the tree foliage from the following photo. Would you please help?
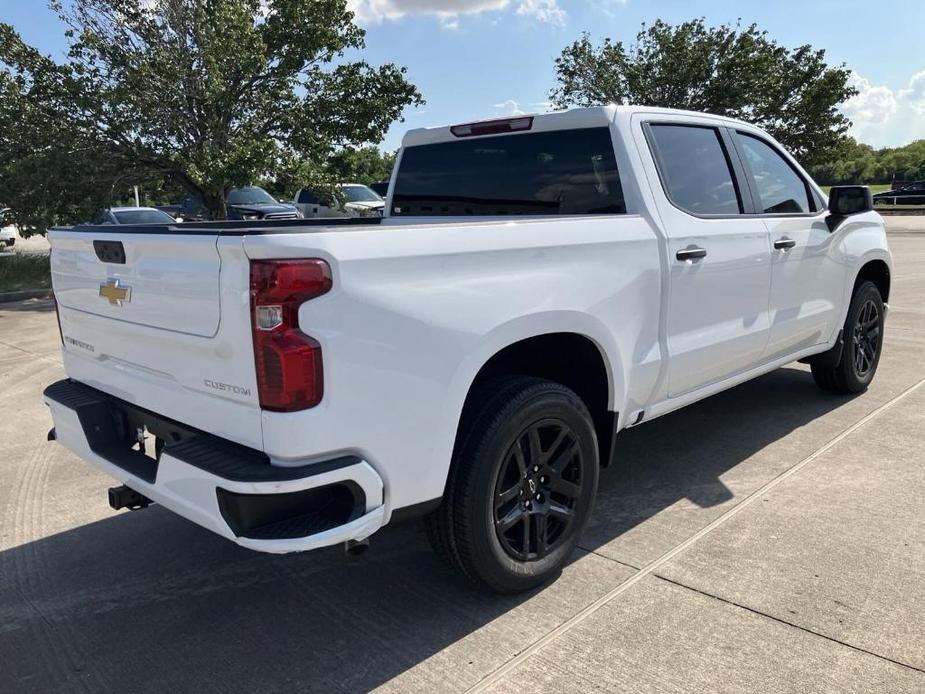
[260,146,394,201]
[0,0,422,232]
[327,146,395,185]
[808,138,925,185]
[550,19,857,167]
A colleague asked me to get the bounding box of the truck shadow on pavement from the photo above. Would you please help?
[0,366,855,693]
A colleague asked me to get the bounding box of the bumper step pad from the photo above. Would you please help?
[43,379,381,547]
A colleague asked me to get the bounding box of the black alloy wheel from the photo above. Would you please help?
[493,420,584,562]
[425,376,599,593]
[852,298,880,379]
[811,280,885,394]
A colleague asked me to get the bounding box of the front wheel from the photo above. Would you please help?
[812,281,885,393]
[425,376,599,594]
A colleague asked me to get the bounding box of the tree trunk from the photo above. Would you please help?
[202,191,227,220]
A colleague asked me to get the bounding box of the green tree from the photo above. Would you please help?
[0,35,128,229]
[550,19,856,167]
[261,146,394,202]
[328,146,396,186]
[0,0,422,232]
[807,137,925,186]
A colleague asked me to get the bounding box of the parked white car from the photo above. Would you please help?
[97,207,179,225]
[293,183,385,219]
[0,208,17,248]
[44,106,890,593]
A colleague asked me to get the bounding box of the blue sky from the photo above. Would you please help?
[5,0,925,151]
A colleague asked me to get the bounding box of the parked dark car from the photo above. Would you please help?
[155,204,181,218]
[889,180,924,190]
[369,180,390,197]
[176,186,301,221]
[873,182,925,206]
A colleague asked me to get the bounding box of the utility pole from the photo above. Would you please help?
[134,185,141,207]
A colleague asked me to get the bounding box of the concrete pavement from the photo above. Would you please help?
[0,230,50,255]
[0,222,923,693]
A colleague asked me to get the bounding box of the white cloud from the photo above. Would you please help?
[348,0,510,24]
[516,0,566,26]
[349,0,568,27]
[898,70,925,114]
[492,99,556,116]
[843,71,925,147]
[591,0,628,16]
[494,99,525,116]
[843,74,897,126]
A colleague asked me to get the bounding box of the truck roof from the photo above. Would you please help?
[401,104,756,148]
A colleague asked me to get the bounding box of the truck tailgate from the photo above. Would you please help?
[51,231,221,336]
[48,229,264,450]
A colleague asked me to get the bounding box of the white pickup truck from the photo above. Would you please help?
[44,106,891,593]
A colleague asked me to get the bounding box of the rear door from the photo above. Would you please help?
[639,118,772,397]
[731,131,846,360]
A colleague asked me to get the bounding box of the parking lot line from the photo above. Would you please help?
[467,373,925,693]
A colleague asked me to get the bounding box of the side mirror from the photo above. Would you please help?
[174,216,184,223]
[827,186,873,232]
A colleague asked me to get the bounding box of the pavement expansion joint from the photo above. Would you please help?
[466,374,925,693]
[0,338,62,365]
[652,574,925,675]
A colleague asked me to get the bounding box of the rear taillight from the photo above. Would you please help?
[249,259,332,412]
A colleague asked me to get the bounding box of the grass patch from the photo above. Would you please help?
[0,252,51,293]
[819,184,891,195]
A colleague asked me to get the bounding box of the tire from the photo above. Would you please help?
[811,281,885,394]
[425,376,599,594]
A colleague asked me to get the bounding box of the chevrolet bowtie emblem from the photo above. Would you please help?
[99,278,132,306]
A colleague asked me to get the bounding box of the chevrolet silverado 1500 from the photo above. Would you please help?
[44,106,891,593]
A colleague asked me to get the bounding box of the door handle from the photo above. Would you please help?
[676,247,707,262]
[774,237,796,250]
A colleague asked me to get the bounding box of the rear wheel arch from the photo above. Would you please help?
[454,332,618,471]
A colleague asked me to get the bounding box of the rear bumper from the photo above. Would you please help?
[43,379,385,553]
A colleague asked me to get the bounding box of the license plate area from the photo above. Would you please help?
[68,391,197,484]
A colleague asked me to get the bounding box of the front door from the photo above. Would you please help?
[732,132,847,360]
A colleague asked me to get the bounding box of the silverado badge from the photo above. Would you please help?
[99,278,132,306]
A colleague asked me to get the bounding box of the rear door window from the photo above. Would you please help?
[647,124,743,215]
[392,127,625,216]
[736,133,813,214]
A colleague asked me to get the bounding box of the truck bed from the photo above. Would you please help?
[62,216,383,235]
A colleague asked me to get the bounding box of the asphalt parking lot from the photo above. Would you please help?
[1,219,923,693]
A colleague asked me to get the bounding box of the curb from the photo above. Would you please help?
[0,288,53,304]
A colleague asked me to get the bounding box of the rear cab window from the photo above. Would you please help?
[392,127,625,216]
